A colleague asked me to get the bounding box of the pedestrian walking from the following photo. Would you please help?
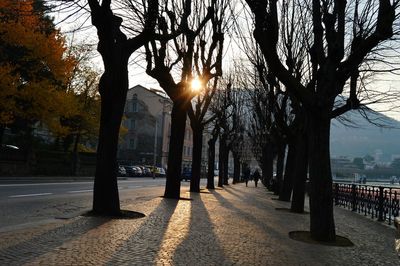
[253,169,260,187]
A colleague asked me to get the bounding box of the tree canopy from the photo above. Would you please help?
[0,0,76,139]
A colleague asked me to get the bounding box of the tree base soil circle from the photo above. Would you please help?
[159,196,193,201]
[83,210,145,220]
[275,208,309,214]
[289,231,354,247]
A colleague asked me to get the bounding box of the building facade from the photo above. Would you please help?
[118,85,193,170]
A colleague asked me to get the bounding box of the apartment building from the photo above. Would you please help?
[118,85,193,170]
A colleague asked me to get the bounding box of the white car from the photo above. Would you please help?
[118,165,127,176]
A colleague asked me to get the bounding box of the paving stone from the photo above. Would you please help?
[0,184,399,265]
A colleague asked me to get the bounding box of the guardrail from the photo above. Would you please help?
[333,183,400,226]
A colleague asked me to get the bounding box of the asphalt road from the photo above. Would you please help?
[0,178,188,231]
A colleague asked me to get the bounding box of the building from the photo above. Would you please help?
[118,85,193,170]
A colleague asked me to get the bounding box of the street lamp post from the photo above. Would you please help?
[153,118,158,179]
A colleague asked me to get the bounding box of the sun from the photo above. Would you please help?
[191,77,203,92]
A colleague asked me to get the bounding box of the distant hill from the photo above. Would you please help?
[330,110,400,162]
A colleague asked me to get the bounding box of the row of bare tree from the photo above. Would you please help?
[242,0,400,241]
[52,0,400,242]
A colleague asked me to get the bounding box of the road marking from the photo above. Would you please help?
[9,193,53,198]
[0,182,94,187]
[0,178,158,187]
[67,190,93,194]
[128,185,143,189]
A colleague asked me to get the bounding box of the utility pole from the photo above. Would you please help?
[153,118,158,179]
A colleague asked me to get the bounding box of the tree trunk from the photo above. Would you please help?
[232,153,241,184]
[274,142,285,195]
[0,125,4,144]
[164,100,188,198]
[207,133,218,189]
[291,131,308,213]
[279,142,295,201]
[223,145,229,185]
[190,125,203,192]
[218,134,226,187]
[261,144,273,188]
[93,64,128,215]
[308,113,335,241]
[72,132,81,176]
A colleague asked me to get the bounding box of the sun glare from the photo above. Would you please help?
[191,78,203,92]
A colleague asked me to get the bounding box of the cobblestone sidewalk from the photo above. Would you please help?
[0,182,399,265]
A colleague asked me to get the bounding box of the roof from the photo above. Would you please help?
[129,85,170,101]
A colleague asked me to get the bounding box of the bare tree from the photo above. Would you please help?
[188,80,219,192]
[245,0,399,241]
[186,0,228,192]
[145,0,220,198]
[210,80,234,187]
[48,0,160,215]
[87,0,158,215]
[206,121,220,189]
[229,86,248,184]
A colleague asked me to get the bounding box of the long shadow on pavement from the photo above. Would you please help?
[209,188,284,239]
[171,192,232,265]
[0,216,109,265]
[224,184,292,212]
[105,198,178,265]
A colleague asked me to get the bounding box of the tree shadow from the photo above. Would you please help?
[83,209,146,219]
[106,198,179,264]
[209,189,283,238]
[0,216,110,265]
[289,231,354,247]
[159,195,193,201]
[171,193,232,264]
[222,185,248,200]
[224,185,279,209]
[275,208,309,214]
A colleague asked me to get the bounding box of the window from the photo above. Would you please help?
[129,139,135,149]
[132,101,138,112]
[131,119,136,129]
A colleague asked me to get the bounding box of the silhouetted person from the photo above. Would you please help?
[244,167,250,187]
[253,169,260,187]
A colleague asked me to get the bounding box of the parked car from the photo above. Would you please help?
[0,144,19,150]
[123,165,141,177]
[181,168,191,181]
[158,167,166,177]
[117,165,126,177]
[138,166,151,177]
[122,165,134,176]
[133,166,143,176]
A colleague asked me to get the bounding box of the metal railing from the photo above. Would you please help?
[333,183,400,226]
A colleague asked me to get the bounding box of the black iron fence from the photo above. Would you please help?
[333,183,400,226]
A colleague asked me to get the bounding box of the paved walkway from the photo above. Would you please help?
[0,182,399,265]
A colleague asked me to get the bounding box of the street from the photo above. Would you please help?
[1,181,398,265]
[0,178,192,231]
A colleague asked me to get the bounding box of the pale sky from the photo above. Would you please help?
[53,2,400,121]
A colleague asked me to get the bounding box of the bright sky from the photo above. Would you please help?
[53,1,400,121]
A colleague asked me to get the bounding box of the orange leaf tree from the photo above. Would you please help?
[0,0,76,147]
